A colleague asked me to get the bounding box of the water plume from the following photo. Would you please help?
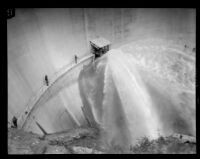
[78,40,195,149]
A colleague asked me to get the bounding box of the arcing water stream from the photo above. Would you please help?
[78,39,196,150]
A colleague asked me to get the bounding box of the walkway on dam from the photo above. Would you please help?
[17,54,94,129]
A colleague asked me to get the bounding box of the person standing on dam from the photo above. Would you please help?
[11,116,17,128]
[45,75,49,86]
[75,55,78,64]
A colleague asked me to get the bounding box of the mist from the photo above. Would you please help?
[78,39,195,149]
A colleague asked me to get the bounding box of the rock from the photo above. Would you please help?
[171,133,196,144]
[45,127,98,146]
[30,141,48,154]
[72,146,93,154]
[8,140,34,154]
[71,146,104,154]
[44,145,70,154]
[93,149,104,154]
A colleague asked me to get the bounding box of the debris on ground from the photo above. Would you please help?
[8,127,196,154]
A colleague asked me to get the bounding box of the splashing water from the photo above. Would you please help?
[79,41,195,150]
[102,50,161,147]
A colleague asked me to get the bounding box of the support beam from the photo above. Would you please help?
[35,121,48,136]
[18,54,94,130]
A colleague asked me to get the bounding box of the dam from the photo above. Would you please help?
[7,8,196,154]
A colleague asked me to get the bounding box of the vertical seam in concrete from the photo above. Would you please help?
[112,9,114,44]
[83,8,89,51]
[121,8,124,43]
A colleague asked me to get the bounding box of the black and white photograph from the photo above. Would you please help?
[7,8,196,154]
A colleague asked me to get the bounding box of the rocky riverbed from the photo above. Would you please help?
[8,127,196,154]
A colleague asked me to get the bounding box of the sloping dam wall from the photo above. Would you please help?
[18,55,95,134]
[8,9,195,137]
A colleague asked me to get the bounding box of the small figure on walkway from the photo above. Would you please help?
[184,44,188,49]
[11,116,18,128]
[192,47,196,52]
[75,55,78,64]
[45,75,49,86]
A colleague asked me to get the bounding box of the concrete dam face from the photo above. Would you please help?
[7,9,196,154]
[78,39,195,148]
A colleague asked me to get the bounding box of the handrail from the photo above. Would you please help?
[17,54,94,129]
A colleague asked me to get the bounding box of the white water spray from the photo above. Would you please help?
[79,40,195,149]
[101,50,161,147]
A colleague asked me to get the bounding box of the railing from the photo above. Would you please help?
[17,54,94,129]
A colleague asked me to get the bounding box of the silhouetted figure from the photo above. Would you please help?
[184,140,190,144]
[184,44,188,48]
[192,47,196,52]
[75,55,78,64]
[11,116,17,128]
[45,75,49,86]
